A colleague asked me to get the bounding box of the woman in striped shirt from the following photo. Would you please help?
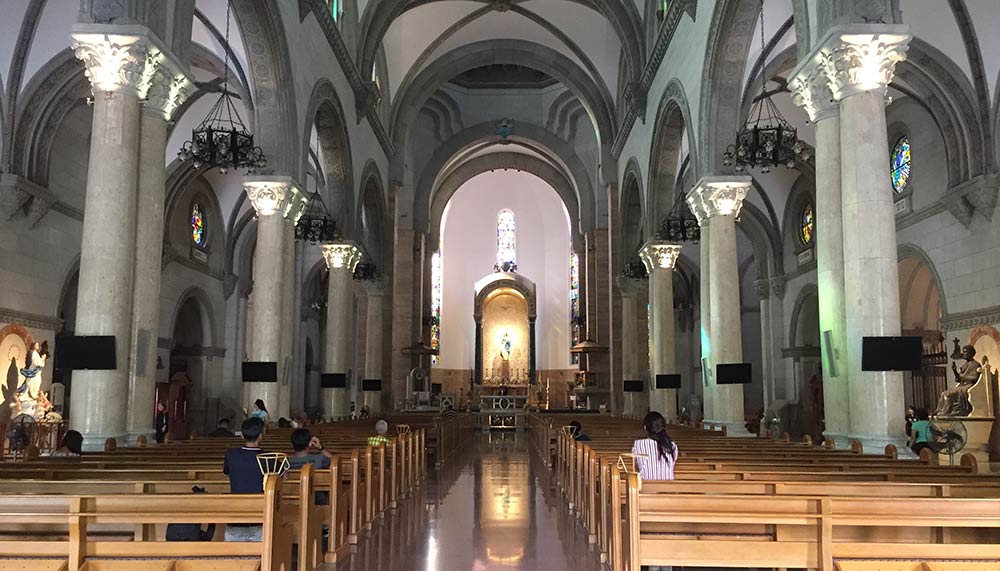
[631,411,678,481]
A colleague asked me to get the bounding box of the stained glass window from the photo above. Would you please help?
[430,251,443,365]
[496,209,517,271]
[191,203,205,247]
[570,251,580,361]
[327,0,342,21]
[799,203,814,246]
[890,136,911,193]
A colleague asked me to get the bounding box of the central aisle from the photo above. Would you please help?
[322,432,602,571]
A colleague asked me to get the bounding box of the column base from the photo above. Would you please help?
[845,432,910,457]
[80,432,128,452]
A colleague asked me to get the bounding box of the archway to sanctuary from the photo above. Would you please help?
[433,170,575,413]
[165,294,213,440]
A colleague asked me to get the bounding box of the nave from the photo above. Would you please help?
[324,433,602,571]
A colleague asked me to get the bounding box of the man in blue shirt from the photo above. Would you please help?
[223,418,266,541]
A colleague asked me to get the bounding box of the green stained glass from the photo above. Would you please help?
[891,136,911,193]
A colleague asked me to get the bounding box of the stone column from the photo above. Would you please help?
[242,177,306,416]
[616,276,642,416]
[687,176,753,436]
[321,242,361,419]
[363,279,387,414]
[640,241,683,420]
[697,221,713,422]
[821,25,911,450]
[791,57,851,447]
[68,29,148,449]
[126,50,192,442]
[277,221,296,419]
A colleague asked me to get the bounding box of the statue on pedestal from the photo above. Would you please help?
[935,344,981,417]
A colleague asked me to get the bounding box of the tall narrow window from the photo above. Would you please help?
[430,251,443,365]
[327,0,342,21]
[371,62,381,93]
[799,202,814,246]
[191,203,206,247]
[496,209,517,271]
[890,136,911,194]
[570,251,580,361]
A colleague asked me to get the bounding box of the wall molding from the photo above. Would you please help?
[940,304,1000,332]
[0,307,63,331]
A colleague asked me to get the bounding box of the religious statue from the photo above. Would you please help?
[11,341,51,420]
[935,344,982,417]
[499,332,512,361]
[18,341,48,389]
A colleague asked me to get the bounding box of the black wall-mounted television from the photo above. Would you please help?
[623,380,644,392]
[655,374,682,389]
[55,336,117,370]
[716,363,752,385]
[861,336,922,371]
[320,373,347,388]
[362,379,382,392]
[242,361,278,383]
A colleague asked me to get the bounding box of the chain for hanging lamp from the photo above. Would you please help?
[722,0,810,173]
[177,3,266,174]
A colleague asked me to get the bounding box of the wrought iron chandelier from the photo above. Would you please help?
[294,189,339,244]
[722,1,809,173]
[657,210,701,242]
[353,261,380,281]
[177,3,265,174]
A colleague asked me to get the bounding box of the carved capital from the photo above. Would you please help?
[813,25,911,100]
[686,176,752,224]
[616,276,643,297]
[624,81,647,120]
[322,242,363,272]
[139,48,193,121]
[770,276,787,300]
[789,61,838,123]
[639,241,683,273]
[754,279,771,300]
[243,176,305,219]
[71,31,148,96]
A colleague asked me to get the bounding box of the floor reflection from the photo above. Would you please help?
[321,432,602,571]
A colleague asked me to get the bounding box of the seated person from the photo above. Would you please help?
[908,408,933,456]
[288,428,334,505]
[569,420,591,441]
[368,419,391,447]
[631,411,678,481]
[49,430,83,457]
[223,418,266,542]
[208,418,235,438]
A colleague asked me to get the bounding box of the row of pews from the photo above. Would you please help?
[0,413,474,571]
[528,413,1000,571]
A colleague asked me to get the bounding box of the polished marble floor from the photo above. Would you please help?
[320,431,603,571]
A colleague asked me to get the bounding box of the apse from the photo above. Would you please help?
[436,170,572,377]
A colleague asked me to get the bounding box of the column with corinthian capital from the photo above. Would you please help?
[243,177,307,415]
[790,53,851,447]
[68,28,148,449]
[820,25,912,450]
[616,276,642,417]
[126,42,194,442]
[321,242,362,419]
[640,241,683,420]
[687,176,753,436]
[363,279,387,414]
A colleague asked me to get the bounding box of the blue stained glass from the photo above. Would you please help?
[891,136,911,193]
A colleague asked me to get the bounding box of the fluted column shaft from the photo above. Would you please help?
[641,242,682,420]
[243,178,306,415]
[322,243,361,419]
[127,52,192,440]
[688,176,752,436]
[69,30,147,449]
[364,282,386,414]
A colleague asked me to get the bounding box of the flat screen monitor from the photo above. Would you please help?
[716,363,751,385]
[242,361,278,383]
[655,374,682,389]
[862,336,922,371]
[362,379,382,392]
[623,380,644,392]
[320,373,347,388]
[55,336,117,370]
[431,383,442,395]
